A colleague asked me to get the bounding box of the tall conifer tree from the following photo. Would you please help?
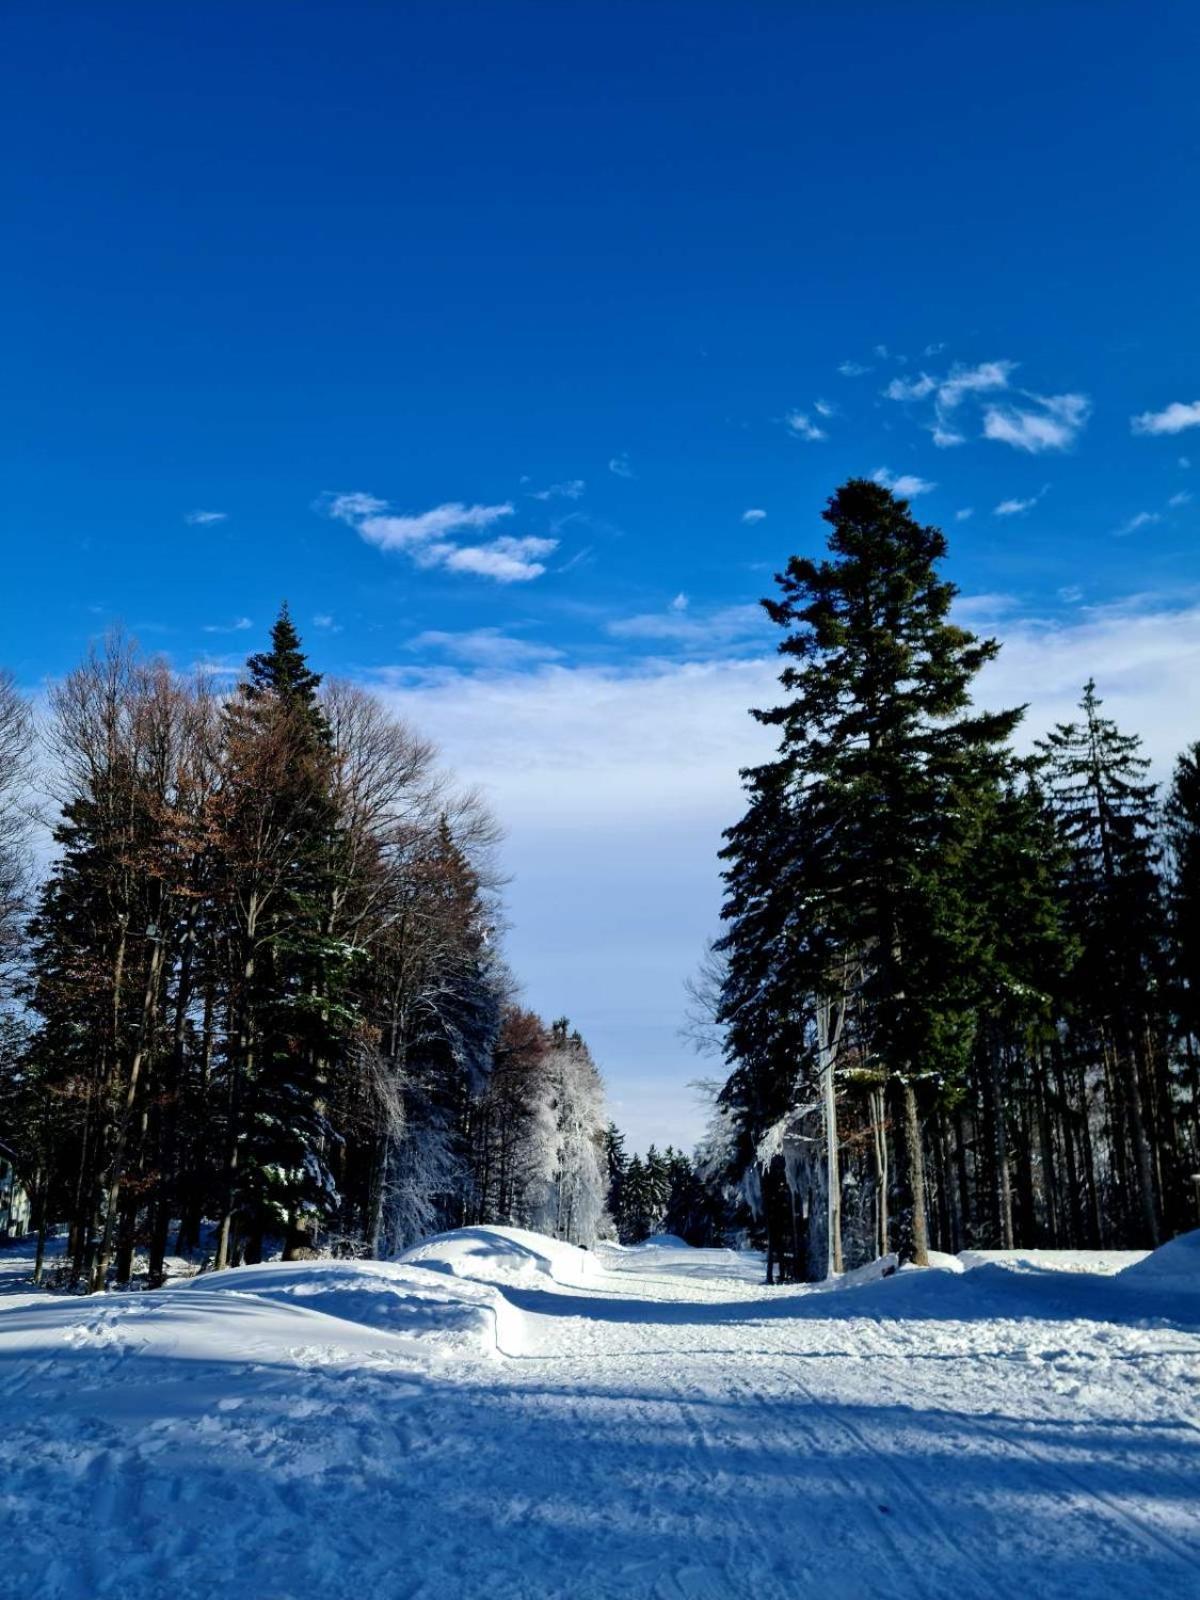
[720,479,1021,1263]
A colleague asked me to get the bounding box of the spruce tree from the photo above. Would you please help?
[211,607,350,1265]
[720,478,1022,1263]
[1038,681,1165,1242]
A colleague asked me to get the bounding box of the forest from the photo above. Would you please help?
[2,477,1198,1290]
[0,615,617,1288]
[703,477,1200,1280]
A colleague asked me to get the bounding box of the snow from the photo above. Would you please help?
[2,1226,1199,1599]
[399,1222,598,1290]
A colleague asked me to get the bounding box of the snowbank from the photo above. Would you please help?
[184,1255,526,1357]
[1117,1228,1200,1296]
[399,1224,597,1289]
[960,1247,1148,1276]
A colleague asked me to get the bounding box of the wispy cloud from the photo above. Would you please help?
[741,508,767,524]
[608,601,767,649]
[1131,400,1200,436]
[983,392,1090,453]
[872,467,936,497]
[813,398,837,418]
[327,493,556,582]
[531,479,586,501]
[884,359,1016,448]
[1169,491,1192,508]
[411,628,563,668]
[608,454,635,479]
[837,360,870,377]
[441,536,558,582]
[185,509,227,526]
[952,592,1021,624]
[1113,510,1162,538]
[312,613,341,632]
[955,508,974,521]
[994,484,1049,516]
[350,500,514,551]
[202,616,253,634]
[785,410,827,442]
[881,356,1089,454]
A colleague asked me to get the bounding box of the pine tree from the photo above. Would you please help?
[1037,680,1165,1243]
[720,479,1022,1264]
[210,607,349,1266]
[602,1122,628,1237]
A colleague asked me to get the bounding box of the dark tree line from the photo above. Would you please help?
[0,613,613,1287]
[711,479,1200,1279]
[603,1129,730,1245]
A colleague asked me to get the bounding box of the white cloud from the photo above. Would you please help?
[1058,585,1083,603]
[327,492,388,520]
[872,467,936,497]
[932,425,966,448]
[1169,491,1192,508]
[312,613,341,632]
[185,509,227,526]
[442,535,558,583]
[608,602,766,648]
[741,508,767,524]
[813,398,837,418]
[952,593,1021,624]
[938,360,1015,409]
[983,392,1091,453]
[1131,400,1200,436]
[202,616,253,634]
[410,628,563,668]
[955,508,975,521]
[608,454,635,479]
[1113,511,1162,538]
[785,411,827,442]
[531,479,586,501]
[883,358,1017,450]
[837,360,870,377]
[352,500,514,552]
[884,374,937,402]
[994,485,1049,516]
[327,493,555,582]
[884,359,1013,418]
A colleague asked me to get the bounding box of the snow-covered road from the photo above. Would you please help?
[2,1230,1198,1599]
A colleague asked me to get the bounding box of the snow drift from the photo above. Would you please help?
[399,1223,597,1288]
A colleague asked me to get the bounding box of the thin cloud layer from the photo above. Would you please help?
[184,509,228,525]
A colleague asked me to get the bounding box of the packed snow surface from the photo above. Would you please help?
[2,1228,1198,1599]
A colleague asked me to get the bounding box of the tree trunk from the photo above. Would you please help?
[888,1076,929,1266]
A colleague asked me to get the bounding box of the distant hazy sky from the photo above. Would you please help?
[4,4,1200,1148]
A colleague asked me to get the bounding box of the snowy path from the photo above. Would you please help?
[2,1232,1198,1599]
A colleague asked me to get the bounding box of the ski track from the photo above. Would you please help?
[1,1238,1198,1599]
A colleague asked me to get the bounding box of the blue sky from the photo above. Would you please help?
[4,3,1200,1148]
